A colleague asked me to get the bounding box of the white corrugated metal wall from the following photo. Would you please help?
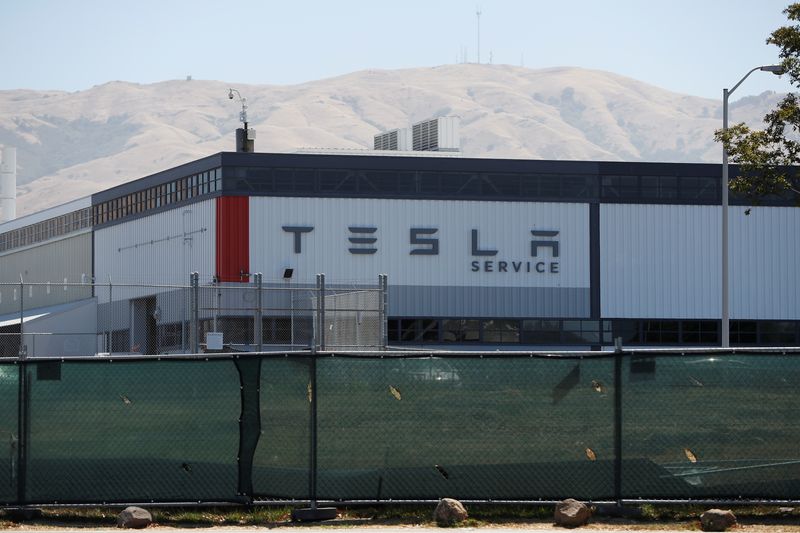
[729,206,800,319]
[249,197,589,287]
[601,204,721,319]
[601,204,800,320]
[249,197,590,318]
[94,199,216,290]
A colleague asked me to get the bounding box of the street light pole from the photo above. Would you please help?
[721,65,784,347]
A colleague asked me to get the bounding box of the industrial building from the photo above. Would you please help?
[0,139,799,353]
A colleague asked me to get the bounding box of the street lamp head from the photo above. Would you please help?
[760,65,785,75]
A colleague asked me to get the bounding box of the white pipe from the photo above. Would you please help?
[0,146,16,223]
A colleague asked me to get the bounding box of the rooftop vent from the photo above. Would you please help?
[374,116,460,153]
[373,128,412,151]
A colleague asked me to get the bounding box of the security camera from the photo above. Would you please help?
[228,89,234,100]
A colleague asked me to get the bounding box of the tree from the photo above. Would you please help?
[714,3,800,201]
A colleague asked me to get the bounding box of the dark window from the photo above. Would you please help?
[262,317,291,343]
[244,167,271,179]
[110,329,131,353]
[441,319,480,342]
[218,317,254,345]
[680,176,718,201]
[562,175,597,198]
[538,175,561,197]
[641,175,678,199]
[274,169,293,192]
[612,320,640,344]
[319,170,356,193]
[294,170,316,192]
[483,174,520,196]
[444,173,481,195]
[482,319,520,343]
[521,319,561,344]
[419,172,440,194]
[418,319,440,342]
[760,321,796,345]
[360,171,415,194]
[731,320,757,345]
[393,319,439,342]
[682,320,719,344]
[520,175,542,196]
[399,319,417,342]
[157,322,184,350]
[602,175,639,199]
[388,319,400,342]
[562,320,607,344]
[643,320,679,344]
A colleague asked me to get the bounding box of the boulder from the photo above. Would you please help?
[700,509,737,532]
[433,498,468,526]
[117,506,152,529]
[554,498,591,528]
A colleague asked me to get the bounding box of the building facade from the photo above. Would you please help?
[1,151,798,352]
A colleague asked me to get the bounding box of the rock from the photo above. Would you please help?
[554,498,591,528]
[433,498,468,526]
[700,509,737,532]
[117,506,152,529]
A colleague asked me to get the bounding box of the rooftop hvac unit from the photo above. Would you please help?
[412,116,460,152]
[373,128,411,151]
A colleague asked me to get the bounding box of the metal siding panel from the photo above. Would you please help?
[249,197,589,316]
[94,199,215,286]
[730,206,800,319]
[388,286,589,317]
[600,204,720,319]
[0,232,92,315]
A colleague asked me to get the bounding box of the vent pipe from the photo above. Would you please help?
[0,146,16,223]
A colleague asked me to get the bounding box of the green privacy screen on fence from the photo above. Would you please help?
[252,357,311,499]
[314,356,615,501]
[0,364,18,504]
[23,359,241,504]
[0,350,800,505]
[621,353,800,500]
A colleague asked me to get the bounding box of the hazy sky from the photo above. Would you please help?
[1,0,794,100]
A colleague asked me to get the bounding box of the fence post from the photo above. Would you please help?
[18,275,25,359]
[107,276,113,353]
[613,337,623,507]
[254,273,263,352]
[290,345,335,522]
[190,272,199,353]
[379,274,388,350]
[310,349,318,509]
[315,274,326,352]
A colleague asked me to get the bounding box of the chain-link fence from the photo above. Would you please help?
[0,349,799,507]
[0,274,387,357]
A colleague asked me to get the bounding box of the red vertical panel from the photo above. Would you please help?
[216,196,250,282]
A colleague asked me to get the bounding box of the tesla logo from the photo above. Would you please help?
[281,226,560,273]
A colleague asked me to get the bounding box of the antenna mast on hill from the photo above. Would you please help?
[476,6,482,64]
